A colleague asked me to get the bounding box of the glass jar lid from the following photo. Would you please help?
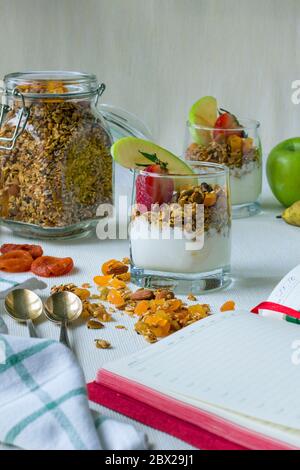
[99,104,152,140]
[3,71,102,99]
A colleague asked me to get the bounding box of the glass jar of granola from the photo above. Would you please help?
[184,119,262,218]
[0,71,113,238]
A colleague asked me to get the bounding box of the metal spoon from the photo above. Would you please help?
[4,289,43,338]
[44,291,82,349]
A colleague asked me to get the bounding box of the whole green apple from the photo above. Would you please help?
[267,137,300,207]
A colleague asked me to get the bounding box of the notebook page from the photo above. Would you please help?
[104,312,300,436]
[268,265,300,311]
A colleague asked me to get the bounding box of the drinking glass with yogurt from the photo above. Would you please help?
[129,162,231,294]
[184,119,262,218]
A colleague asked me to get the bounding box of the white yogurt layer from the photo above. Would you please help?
[230,162,262,205]
[130,217,231,274]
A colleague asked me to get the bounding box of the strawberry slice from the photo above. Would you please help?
[213,109,244,142]
[135,152,174,211]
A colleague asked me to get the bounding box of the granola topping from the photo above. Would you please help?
[132,182,230,236]
[185,137,260,175]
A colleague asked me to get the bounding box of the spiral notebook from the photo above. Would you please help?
[88,266,300,450]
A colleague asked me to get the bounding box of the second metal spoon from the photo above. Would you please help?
[44,291,82,349]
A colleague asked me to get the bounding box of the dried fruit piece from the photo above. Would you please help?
[107,289,125,308]
[130,289,155,301]
[0,250,33,273]
[95,339,111,349]
[116,272,131,282]
[109,278,127,290]
[134,300,150,316]
[102,259,128,276]
[87,319,104,329]
[204,192,217,207]
[73,288,90,300]
[167,299,183,311]
[188,304,210,316]
[93,275,113,286]
[220,300,235,312]
[31,256,74,277]
[0,243,43,259]
[81,283,91,288]
[144,311,171,337]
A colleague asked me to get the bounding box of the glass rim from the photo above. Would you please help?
[133,161,229,178]
[187,118,260,131]
[3,70,100,99]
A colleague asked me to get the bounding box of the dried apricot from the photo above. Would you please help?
[102,259,128,276]
[0,250,33,273]
[204,192,217,207]
[31,256,73,277]
[134,300,150,316]
[93,275,113,286]
[109,278,127,289]
[149,299,165,312]
[0,243,43,259]
[73,288,90,300]
[144,311,170,337]
[167,299,183,311]
[107,288,125,308]
[220,300,235,312]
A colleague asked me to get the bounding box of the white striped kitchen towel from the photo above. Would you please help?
[0,272,47,299]
[0,334,147,450]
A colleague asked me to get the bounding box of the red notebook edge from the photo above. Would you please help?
[87,370,297,451]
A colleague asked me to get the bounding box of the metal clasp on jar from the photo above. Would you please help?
[94,83,106,106]
[0,86,30,151]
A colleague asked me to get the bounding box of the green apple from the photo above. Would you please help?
[267,138,300,207]
[188,96,217,145]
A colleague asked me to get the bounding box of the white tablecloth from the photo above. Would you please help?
[0,180,298,450]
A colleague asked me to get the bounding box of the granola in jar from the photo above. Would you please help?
[0,71,113,238]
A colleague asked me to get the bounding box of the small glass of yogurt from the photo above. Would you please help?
[184,119,262,218]
[129,162,231,294]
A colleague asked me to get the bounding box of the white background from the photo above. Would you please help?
[0,0,299,154]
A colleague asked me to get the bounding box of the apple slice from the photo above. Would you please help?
[188,96,218,145]
[111,137,197,190]
[111,137,195,175]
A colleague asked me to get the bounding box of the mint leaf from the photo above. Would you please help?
[138,151,168,170]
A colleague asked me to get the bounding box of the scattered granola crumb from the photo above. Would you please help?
[187,293,197,301]
[122,257,130,265]
[115,325,127,330]
[82,283,91,289]
[95,339,111,349]
[90,294,101,300]
[93,257,212,343]
[87,319,104,329]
